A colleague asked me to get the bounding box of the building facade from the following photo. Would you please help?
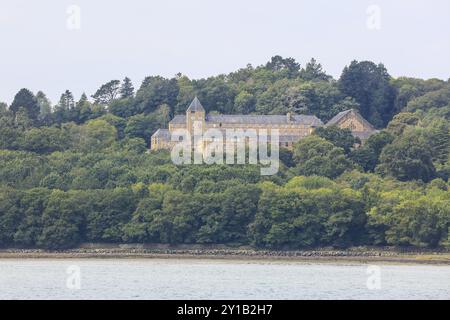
[151,97,377,151]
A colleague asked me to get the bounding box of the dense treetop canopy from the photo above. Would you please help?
[0,56,449,250]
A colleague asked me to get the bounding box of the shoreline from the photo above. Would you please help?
[1,247,450,265]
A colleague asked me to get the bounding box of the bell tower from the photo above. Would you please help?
[186,97,206,135]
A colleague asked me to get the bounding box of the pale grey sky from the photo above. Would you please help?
[1,0,449,104]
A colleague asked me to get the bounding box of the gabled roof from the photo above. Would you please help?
[186,97,205,113]
[169,113,323,127]
[206,114,323,126]
[151,128,170,139]
[326,110,353,126]
[170,115,186,124]
[326,109,375,130]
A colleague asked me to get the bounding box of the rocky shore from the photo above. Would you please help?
[1,246,449,265]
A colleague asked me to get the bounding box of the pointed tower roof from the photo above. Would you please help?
[187,97,205,113]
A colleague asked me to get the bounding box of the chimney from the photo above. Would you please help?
[287,112,293,122]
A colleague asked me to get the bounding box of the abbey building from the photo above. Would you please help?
[151,97,377,151]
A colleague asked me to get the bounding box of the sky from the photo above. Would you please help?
[1,0,449,104]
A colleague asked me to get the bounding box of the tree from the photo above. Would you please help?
[391,77,446,113]
[75,93,96,123]
[15,107,34,129]
[36,91,52,124]
[0,188,22,245]
[339,61,396,127]
[314,126,359,154]
[234,91,256,114]
[120,77,134,99]
[405,84,450,113]
[38,190,88,249]
[53,90,76,123]
[21,127,68,153]
[92,80,121,104]
[109,97,137,118]
[350,131,394,172]
[124,113,161,143]
[10,88,40,121]
[174,75,196,114]
[425,119,450,165]
[78,119,118,152]
[299,58,331,81]
[198,185,260,244]
[0,102,7,114]
[292,136,353,179]
[249,184,366,248]
[265,55,300,78]
[365,131,394,155]
[280,81,344,121]
[196,76,235,114]
[14,188,52,246]
[86,188,136,242]
[58,90,75,110]
[135,76,179,114]
[349,147,378,172]
[386,112,420,135]
[365,185,450,247]
[376,129,436,182]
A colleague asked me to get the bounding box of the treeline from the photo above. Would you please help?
[1,174,449,249]
[0,56,449,249]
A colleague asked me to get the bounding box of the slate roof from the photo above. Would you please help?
[170,115,187,124]
[326,109,375,131]
[326,110,354,126]
[186,97,205,113]
[206,114,323,126]
[169,114,323,126]
[279,135,308,142]
[152,129,170,140]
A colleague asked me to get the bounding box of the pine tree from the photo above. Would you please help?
[58,90,75,110]
[10,88,40,121]
[428,120,450,164]
[120,77,134,99]
[36,91,52,124]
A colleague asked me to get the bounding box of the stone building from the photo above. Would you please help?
[325,109,377,141]
[150,97,377,151]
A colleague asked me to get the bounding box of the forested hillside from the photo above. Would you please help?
[0,56,449,250]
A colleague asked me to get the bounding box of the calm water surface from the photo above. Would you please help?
[0,259,449,300]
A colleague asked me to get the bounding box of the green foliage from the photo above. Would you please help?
[120,77,135,99]
[135,76,179,114]
[10,88,40,121]
[350,131,394,172]
[377,129,436,182]
[92,80,121,105]
[386,112,420,135]
[1,56,449,250]
[368,189,450,247]
[292,136,352,179]
[314,126,359,154]
[405,84,450,113]
[339,61,396,127]
[299,58,331,82]
[249,183,366,248]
